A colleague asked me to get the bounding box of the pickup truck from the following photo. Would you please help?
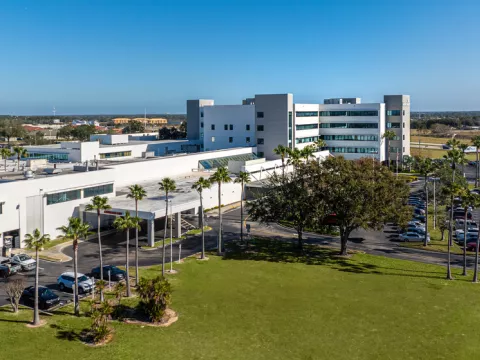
[10,254,36,271]
[0,256,22,278]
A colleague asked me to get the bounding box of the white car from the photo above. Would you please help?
[407,221,425,230]
[400,232,430,242]
[10,254,36,271]
[455,219,478,231]
[57,272,95,294]
[455,230,479,243]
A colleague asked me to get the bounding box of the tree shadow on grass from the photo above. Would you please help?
[53,324,88,342]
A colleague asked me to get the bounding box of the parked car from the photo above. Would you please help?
[10,254,36,271]
[0,256,21,278]
[414,215,426,223]
[467,242,478,252]
[407,226,427,235]
[442,144,452,150]
[57,272,95,294]
[455,230,479,244]
[453,210,472,220]
[21,286,60,310]
[414,208,426,216]
[408,220,425,229]
[400,232,430,242]
[455,219,478,231]
[90,265,126,281]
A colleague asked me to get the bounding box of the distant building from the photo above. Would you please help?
[113,118,168,125]
[72,120,99,127]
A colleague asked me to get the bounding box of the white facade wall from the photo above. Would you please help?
[293,104,321,150]
[202,105,255,151]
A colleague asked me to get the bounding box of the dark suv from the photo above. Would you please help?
[91,265,126,281]
[0,256,21,278]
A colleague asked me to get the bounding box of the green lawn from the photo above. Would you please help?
[2,239,480,359]
[411,147,477,160]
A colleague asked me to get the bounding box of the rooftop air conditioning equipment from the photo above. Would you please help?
[23,170,34,179]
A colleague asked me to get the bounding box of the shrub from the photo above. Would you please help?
[136,276,172,323]
[90,300,113,343]
[5,279,25,313]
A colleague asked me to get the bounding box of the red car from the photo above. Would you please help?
[467,242,478,252]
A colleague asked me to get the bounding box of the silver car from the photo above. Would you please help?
[57,272,95,294]
[400,232,430,242]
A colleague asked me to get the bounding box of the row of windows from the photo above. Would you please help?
[22,152,69,161]
[99,151,132,159]
[211,137,252,144]
[320,111,379,117]
[296,124,319,130]
[295,136,319,144]
[390,147,402,153]
[320,123,379,129]
[387,122,402,129]
[325,147,378,154]
[387,110,405,116]
[257,125,264,131]
[321,135,378,141]
[296,111,318,117]
[46,183,114,205]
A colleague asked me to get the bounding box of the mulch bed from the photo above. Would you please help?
[123,308,178,327]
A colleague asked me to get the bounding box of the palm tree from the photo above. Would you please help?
[300,145,316,161]
[287,148,302,169]
[209,167,232,255]
[13,146,27,171]
[24,229,50,326]
[471,136,480,187]
[314,139,327,151]
[127,185,147,286]
[113,211,140,297]
[273,145,289,177]
[382,130,396,168]
[57,217,91,316]
[159,177,176,276]
[191,177,211,259]
[234,171,251,243]
[415,157,436,246]
[458,143,469,177]
[0,147,12,172]
[85,196,111,301]
[403,155,414,173]
[457,189,480,276]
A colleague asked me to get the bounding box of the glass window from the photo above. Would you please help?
[229,137,233,143]
[246,137,251,143]
[229,124,233,130]
[325,147,378,154]
[224,124,228,130]
[257,112,264,118]
[387,110,401,116]
[257,152,264,158]
[320,111,378,117]
[258,138,264,145]
[387,122,401,129]
[0,202,3,215]
[257,125,264,131]
[84,184,114,198]
[22,152,69,161]
[200,122,204,128]
[288,112,293,144]
[296,124,319,130]
[403,135,405,140]
[99,151,132,159]
[211,124,215,130]
[295,136,319,144]
[389,147,401,153]
[211,136,215,142]
[200,111,204,117]
[320,135,378,141]
[47,190,81,205]
[320,123,378,129]
[403,122,405,128]
[246,124,250,131]
[403,110,405,116]
[295,111,319,117]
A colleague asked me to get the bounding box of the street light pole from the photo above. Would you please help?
[169,200,173,273]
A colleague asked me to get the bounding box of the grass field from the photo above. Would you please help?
[2,240,480,360]
[410,147,477,160]
[411,135,471,145]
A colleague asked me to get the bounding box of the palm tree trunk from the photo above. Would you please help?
[240,181,244,243]
[281,157,285,178]
[162,197,168,276]
[33,248,40,325]
[217,183,222,255]
[386,139,390,168]
[473,232,480,282]
[97,212,104,302]
[170,206,173,272]
[73,241,79,316]
[463,210,468,276]
[200,193,205,259]
[126,230,131,297]
[135,200,139,286]
[447,193,454,280]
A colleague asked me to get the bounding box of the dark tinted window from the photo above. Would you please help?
[257,112,264,118]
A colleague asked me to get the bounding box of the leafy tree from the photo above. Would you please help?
[191,177,211,259]
[0,121,26,145]
[24,229,51,326]
[403,155,415,172]
[127,185,147,285]
[320,157,410,255]
[57,217,92,315]
[179,121,187,134]
[71,125,96,141]
[273,145,289,177]
[122,120,145,134]
[1,147,12,171]
[13,146,27,171]
[382,130,397,168]
[471,135,480,187]
[137,276,172,323]
[85,196,111,301]
[234,171,251,243]
[300,145,317,161]
[209,167,232,254]
[57,125,74,140]
[113,211,140,297]
[438,213,448,241]
[159,178,176,275]
[5,279,25,313]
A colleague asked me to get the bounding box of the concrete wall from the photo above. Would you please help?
[202,104,255,151]
[187,99,214,141]
[90,134,129,145]
[384,95,411,160]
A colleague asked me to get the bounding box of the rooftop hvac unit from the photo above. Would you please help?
[142,151,155,158]
[44,168,62,175]
[23,170,34,179]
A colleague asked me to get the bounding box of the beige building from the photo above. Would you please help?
[113,118,168,125]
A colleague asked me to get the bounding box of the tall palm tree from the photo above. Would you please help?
[403,155,414,172]
[234,171,251,243]
[382,130,396,168]
[192,177,211,259]
[0,147,12,172]
[85,196,111,301]
[24,229,50,326]
[314,139,327,151]
[209,167,231,255]
[57,217,91,316]
[458,143,469,177]
[286,148,302,169]
[415,157,436,246]
[457,189,480,276]
[273,145,289,177]
[471,136,480,187]
[300,145,316,161]
[127,185,147,286]
[13,146,27,171]
[159,177,176,276]
[113,211,140,297]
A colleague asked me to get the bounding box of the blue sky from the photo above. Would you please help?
[0,0,479,115]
